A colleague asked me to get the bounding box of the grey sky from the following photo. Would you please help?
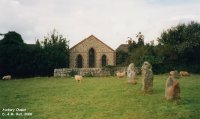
[0,0,199,49]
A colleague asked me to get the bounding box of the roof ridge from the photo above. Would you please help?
[70,35,115,52]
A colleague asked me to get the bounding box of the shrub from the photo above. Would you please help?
[68,70,78,77]
[102,65,116,76]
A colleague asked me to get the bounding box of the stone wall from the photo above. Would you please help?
[54,67,127,77]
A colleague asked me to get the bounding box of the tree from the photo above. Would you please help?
[116,50,129,66]
[0,31,26,77]
[128,32,147,66]
[38,29,70,76]
[128,40,137,52]
[0,31,24,45]
[0,30,70,78]
[136,32,144,46]
[157,21,200,73]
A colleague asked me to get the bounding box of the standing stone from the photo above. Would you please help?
[127,63,137,84]
[141,61,153,93]
[165,71,180,101]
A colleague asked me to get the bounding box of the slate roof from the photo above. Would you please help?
[116,44,129,52]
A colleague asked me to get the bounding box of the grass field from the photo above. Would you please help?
[0,75,200,119]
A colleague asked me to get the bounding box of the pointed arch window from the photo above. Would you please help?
[76,54,83,68]
[102,55,107,67]
[89,48,95,68]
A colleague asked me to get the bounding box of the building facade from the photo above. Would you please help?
[70,35,116,68]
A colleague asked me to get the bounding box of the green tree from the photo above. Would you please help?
[0,31,24,45]
[0,30,70,78]
[38,29,70,76]
[128,40,137,52]
[136,32,144,46]
[116,50,129,66]
[157,21,200,73]
[0,31,26,77]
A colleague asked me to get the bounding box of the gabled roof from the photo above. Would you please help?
[116,44,129,52]
[70,35,115,52]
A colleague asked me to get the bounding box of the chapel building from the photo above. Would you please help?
[70,35,116,68]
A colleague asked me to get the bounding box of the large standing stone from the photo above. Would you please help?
[141,61,153,93]
[165,71,180,100]
[127,63,137,84]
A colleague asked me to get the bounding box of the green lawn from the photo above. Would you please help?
[0,75,200,119]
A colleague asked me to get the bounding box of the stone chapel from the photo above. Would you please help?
[70,35,116,68]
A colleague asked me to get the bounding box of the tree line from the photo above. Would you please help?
[0,29,69,78]
[116,21,200,74]
[0,21,199,78]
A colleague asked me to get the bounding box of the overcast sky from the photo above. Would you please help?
[0,0,199,49]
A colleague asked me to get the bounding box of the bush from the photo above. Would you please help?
[102,65,116,76]
[68,70,78,77]
[84,72,94,77]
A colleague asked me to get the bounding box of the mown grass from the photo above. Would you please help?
[0,75,200,119]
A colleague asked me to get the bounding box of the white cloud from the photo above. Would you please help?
[0,0,199,49]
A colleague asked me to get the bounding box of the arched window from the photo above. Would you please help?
[89,48,95,68]
[102,55,107,67]
[76,54,83,68]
